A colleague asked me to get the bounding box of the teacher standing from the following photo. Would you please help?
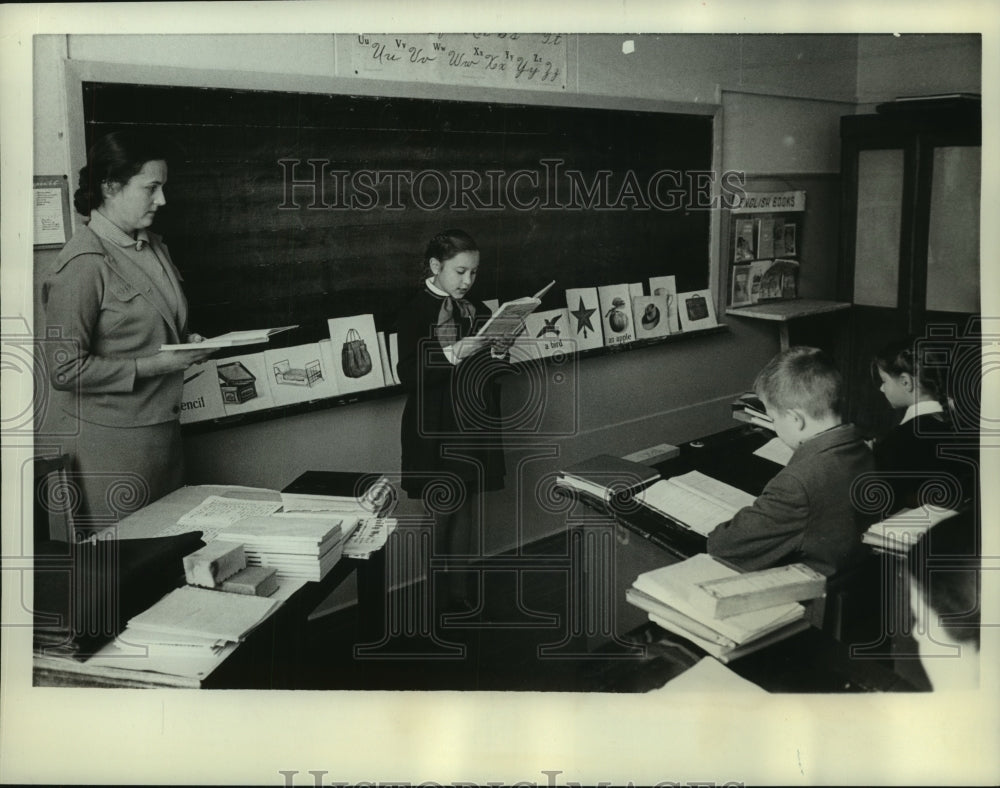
[42,131,214,524]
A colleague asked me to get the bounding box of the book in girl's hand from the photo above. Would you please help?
[474,280,555,342]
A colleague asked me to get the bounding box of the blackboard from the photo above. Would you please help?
[83,82,714,347]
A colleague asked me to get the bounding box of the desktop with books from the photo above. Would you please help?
[32,475,397,689]
[558,425,897,686]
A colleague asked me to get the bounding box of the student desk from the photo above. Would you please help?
[567,425,909,693]
[32,484,388,689]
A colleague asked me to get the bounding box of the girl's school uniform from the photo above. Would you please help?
[395,282,508,500]
[872,401,972,512]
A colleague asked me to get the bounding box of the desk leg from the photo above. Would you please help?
[356,550,386,645]
[779,323,790,351]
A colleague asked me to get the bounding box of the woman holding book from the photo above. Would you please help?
[42,131,213,523]
[395,229,515,612]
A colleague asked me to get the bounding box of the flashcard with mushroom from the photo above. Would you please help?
[598,284,635,347]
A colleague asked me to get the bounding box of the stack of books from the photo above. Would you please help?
[731,392,774,430]
[635,470,756,536]
[626,554,822,662]
[555,454,660,504]
[862,505,960,554]
[281,471,395,516]
[216,514,346,581]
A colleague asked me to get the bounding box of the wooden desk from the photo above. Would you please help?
[33,485,388,689]
[726,298,851,350]
[569,426,909,692]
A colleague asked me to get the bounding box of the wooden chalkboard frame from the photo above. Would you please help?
[63,59,725,431]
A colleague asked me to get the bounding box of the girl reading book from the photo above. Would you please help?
[395,229,515,613]
[871,336,972,512]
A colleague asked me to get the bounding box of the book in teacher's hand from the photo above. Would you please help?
[474,280,556,342]
[160,325,297,351]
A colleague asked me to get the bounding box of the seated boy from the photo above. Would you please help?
[708,346,873,577]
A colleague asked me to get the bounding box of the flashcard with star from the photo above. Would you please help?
[564,287,604,351]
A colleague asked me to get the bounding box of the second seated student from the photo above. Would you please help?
[707,346,874,577]
[395,229,517,612]
[870,336,972,512]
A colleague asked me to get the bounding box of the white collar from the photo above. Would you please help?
[89,209,151,250]
[425,277,450,298]
[901,399,944,425]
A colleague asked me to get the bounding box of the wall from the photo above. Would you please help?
[30,33,976,553]
[854,33,982,107]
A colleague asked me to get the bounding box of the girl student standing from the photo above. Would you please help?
[871,336,973,512]
[395,230,516,613]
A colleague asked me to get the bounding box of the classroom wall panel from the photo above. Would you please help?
[33,33,977,556]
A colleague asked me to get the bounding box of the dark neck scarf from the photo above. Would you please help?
[428,288,476,349]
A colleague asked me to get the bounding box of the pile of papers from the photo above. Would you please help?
[216,513,346,581]
[635,471,756,536]
[91,585,283,679]
[626,554,810,663]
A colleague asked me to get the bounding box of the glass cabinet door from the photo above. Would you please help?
[852,148,905,308]
[925,145,981,314]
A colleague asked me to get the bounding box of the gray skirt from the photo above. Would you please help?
[58,415,184,526]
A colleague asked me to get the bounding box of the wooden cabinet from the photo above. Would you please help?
[837,99,981,434]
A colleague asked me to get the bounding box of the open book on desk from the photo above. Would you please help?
[160,325,297,351]
[475,280,555,342]
[635,471,756,536]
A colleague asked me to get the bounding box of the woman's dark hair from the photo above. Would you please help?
[873,335,951,415]
[906,509,980,649]
[73,131,171,217]
[422,229,479,278]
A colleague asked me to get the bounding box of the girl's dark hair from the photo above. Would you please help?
[873,336,951,415]
[73,131,171,217]
[422,229,479,277]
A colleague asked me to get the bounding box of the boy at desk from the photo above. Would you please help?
[708,346,873,577]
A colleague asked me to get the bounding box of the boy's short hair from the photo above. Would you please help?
[753,346,843,419]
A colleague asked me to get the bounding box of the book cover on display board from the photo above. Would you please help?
[597,283,635,347]
[522,307,574,359]
[631,294,671,340]
[216,353,276,416]
[264,343,338,407]
[326,314,386,394]
[648,274,680,333]
[563,286,605,350]
[677,289,719,332]
[179,360,226,424]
